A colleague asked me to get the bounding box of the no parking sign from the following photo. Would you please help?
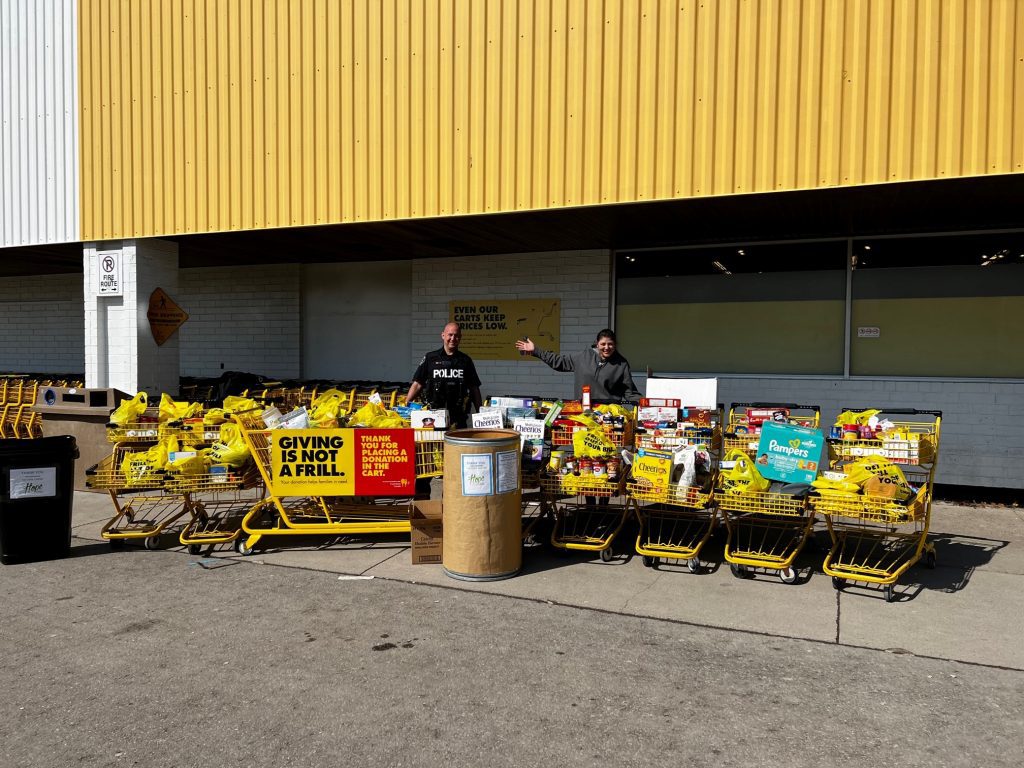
[96,252,121,296]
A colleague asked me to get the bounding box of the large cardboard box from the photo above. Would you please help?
[410,500,443,565]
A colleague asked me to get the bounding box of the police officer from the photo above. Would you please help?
[406,322,482,429]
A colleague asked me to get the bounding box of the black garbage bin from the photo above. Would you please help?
[0,436,79,565]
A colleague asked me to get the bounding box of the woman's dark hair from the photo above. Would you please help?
[595,328,616,343]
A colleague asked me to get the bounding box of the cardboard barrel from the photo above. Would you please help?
[442,429,522,581]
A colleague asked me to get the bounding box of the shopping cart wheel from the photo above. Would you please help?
[686,557,701,574]
[779,567,798,584]
[924,549,937,569]
[187,544,203,556]
[729,562,747,579]
[831,576,846,591]
[642,555,657,568]
[599,547,615,563]
[884,584,896,603]
[143,535,160,551]
[235,536,255,556]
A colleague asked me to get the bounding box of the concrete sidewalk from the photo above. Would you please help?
[69,490,1024,670]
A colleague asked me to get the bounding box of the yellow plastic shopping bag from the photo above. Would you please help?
[120,437,173,487]
[204,422,251,468]
[833,409,881,428]
[844,455,914,501]
[309,389,349,429]
[158,393,202,422]
[572,426,616,458]
[108,392,148,426]
[719,448,770,496]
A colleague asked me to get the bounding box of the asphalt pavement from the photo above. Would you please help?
[0,490,1021,767]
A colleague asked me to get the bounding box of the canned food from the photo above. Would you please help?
[843,425,859,441]
[548,450,565,471]
[859,425,876,439]
[592,458,607,478]
[606,457,620,481]
[578,458,593,476]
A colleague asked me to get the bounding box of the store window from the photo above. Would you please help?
[616,241,848,375]
[851,233,1024,378]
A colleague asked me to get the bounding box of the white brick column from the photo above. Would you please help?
[83,239,180,395]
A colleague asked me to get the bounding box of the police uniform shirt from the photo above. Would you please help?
[412,348,481,422]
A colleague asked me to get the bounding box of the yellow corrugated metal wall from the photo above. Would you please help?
[79,0,1024,241]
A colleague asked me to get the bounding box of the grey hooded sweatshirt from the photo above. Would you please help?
[532,345,641,404]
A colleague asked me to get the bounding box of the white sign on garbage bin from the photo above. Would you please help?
[9,467,57,499]
[96,252,122,296]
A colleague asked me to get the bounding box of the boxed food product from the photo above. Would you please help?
[411,409,448,429]
[471,410,504,429]
[631,448,674,494]
[747,407,790,426]
[638,406,678,423]
[488,396,536,409]
[679,407,714,427]
[639,398,681,408]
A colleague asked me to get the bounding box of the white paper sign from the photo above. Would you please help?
[460,454,493,496]
[512,418,545,446]
[96,251,122,296]
[496,450,520,494]
[9,467,57,499]
[645,377,718,408]
[471,411,504,429]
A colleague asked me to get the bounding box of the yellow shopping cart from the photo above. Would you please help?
[811,408,941,602]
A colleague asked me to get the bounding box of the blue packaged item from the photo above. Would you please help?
[755,421,825,484]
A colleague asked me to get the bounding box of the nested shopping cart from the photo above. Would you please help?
[88,442,258,550]
[629,409,722,572]
[542,473,629,561]
[717,484,812,583]
[810,408,941,602]
[723,402,820,458]
[233,424,432,554]
[629,481,717,572]
[90,407,261,550]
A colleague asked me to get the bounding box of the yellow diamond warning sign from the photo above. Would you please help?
[147,288,189,346]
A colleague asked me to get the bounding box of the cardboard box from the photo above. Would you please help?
[638,406,679,423]
[410,500,443,565]
[640,398,681,408]
[488,397,536,409]
[632,448,674,494]
[471,410,505,429]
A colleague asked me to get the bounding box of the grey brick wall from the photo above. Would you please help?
[0,273,83,373]
[179,265,301,379]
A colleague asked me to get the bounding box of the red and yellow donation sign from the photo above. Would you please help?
[270,429,416,497]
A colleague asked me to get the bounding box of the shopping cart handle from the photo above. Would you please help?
[840,407,943,418]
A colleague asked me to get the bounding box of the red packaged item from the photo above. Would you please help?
[746,407,789,426]
[639,398,681,408]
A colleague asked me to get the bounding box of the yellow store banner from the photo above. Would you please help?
[449,299,560,360]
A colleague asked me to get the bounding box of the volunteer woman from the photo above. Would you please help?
[515,328,641,405]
